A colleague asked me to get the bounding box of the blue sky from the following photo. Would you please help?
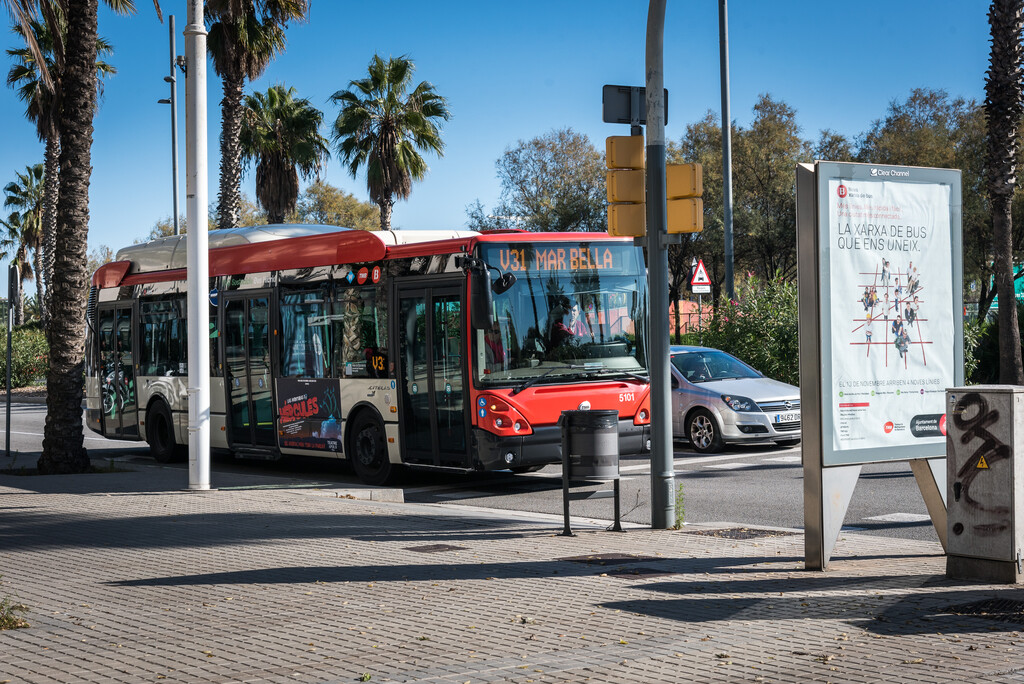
[0,0,991,295]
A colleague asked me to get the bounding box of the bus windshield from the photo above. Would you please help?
[474,242,648,387]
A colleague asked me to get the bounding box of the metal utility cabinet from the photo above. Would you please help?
[946,386,1024,583]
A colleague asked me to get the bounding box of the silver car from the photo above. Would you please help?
[670,345,800,453]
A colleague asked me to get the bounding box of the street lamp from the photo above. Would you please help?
[157,15,181,236]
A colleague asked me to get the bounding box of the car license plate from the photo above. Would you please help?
[773,411,799,424]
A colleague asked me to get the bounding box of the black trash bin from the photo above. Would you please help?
[560,409,619,480]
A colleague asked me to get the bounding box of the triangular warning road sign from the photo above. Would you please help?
[691,259,711,286]
[977,455,990,469]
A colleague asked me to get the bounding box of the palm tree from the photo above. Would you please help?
[2,1,54,90]
[207,0,309,230]
[0,211,34,326]
[239,84,328,224]
[7,16,117,325]
[330,54,450,231]
[2,163,44,321]
[985,0,1024,384]
[38,0,161,475]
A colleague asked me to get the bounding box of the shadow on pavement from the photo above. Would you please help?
[600,582,1023,636]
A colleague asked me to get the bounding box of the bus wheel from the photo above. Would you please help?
[350,413,396,486]
[147,401,181,463]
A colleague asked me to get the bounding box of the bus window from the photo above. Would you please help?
[334,286,387,378]
[280,288,329,378]
[139,298,186,376]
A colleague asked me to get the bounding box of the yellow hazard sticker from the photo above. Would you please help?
[977,455,990,469]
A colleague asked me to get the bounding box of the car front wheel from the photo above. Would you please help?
[687,408,724,454]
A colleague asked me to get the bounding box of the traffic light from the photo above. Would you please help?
[606,135,645,237]
[666,162,703,234]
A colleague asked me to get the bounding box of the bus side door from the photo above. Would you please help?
[96,302,139,438]
[222,292,276,450]
[396,283,469,468]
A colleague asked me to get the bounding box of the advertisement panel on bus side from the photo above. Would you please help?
[276,377,343,452]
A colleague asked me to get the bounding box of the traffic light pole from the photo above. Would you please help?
[645,0,674,530]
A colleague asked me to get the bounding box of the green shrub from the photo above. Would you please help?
[691,276,800,386]
[0,326,48,388]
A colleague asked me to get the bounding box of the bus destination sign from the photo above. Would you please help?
[483,243,633,274]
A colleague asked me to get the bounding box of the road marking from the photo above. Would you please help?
[425,490,490,500]
[7,429,114,443]
[703,463,753,470]
[864,513,932,523]
[764,456,802,464]
[619,452,765,473]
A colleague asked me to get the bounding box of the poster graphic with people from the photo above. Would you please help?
[826,177,955,453]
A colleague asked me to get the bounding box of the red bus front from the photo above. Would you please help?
[465,236,651,471]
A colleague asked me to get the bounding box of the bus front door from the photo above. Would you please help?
[97,303,138,438]
[223,294,275,450]
[397,286,469,468]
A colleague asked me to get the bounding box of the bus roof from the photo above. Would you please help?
[94,224,631,288]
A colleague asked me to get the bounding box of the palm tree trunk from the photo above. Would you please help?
[32,247,44,323]
[42,134,59,331]
[38,0,96,475]
[218,72,245,230]
[14,267,25,327]
[379,198,393,231]
[986,0,1024,385]
[994,195,1024,383]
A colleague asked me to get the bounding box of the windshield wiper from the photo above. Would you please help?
[593,368,650,383]
[511,364,584,396]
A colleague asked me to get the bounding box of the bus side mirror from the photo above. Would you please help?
[493,272,516,295]
[470,271,493,331]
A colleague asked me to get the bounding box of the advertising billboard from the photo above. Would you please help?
[812,163,963,466]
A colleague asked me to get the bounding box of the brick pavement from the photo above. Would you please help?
[1,465,1024,683]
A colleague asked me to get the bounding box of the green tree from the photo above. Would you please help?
[0,210,34,325]
[331,54,450,231]
[207,0,309,230]
[2,163,44,321]
[6,15,116,325]
[296,180,378,230]
[732,94,810,280]
[669,112,726,311]
[696,276,800,386]
[239,84,328,224]
[86,243,112,275]
[812,129,855,161]
[466,127,605,233]
[985,0,1024,384]
[855,89,999,321]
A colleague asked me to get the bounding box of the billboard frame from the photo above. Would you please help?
[797,161,962,569]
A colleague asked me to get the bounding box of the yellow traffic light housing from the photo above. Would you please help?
[606,136,645,237]
[666,162,703,234]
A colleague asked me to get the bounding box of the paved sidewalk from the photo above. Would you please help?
[1,464,1023,684]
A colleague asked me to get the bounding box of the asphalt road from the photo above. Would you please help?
[1,404,939,543]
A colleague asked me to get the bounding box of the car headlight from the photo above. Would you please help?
[721,394,758,412]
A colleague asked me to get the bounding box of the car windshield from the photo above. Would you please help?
[671,350,760,383]
[473,242,648,386]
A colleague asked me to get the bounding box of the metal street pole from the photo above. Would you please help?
[184,0,210,490]
[646,0,674,529]
[158,17,181,235]
[719,0,735,300]
[5,265,17,461]
[167,15,180,235]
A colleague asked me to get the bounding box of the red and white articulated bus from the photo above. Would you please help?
[86,225,652,484]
